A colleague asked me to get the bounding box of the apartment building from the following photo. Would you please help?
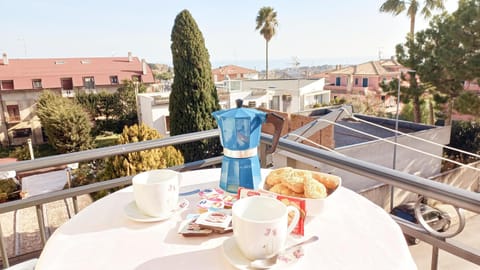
[0,52,155,146]
[323,59,404,104]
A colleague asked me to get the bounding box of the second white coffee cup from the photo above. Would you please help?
[132,169,180,218]
[232,196,300,260]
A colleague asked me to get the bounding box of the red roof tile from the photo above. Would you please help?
[0,56,154,90]
[212,65,257,75]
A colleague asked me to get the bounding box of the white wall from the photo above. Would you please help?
[137,93,170,137]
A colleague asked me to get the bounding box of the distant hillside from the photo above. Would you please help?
[148,63,171,73]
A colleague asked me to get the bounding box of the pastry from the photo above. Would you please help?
[311,171,340,191]
[265,167,339,199]
[265,167,294,186]
[304,177,327,199]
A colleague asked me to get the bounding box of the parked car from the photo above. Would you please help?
[391,202,451,245]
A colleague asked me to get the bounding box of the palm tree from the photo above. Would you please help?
[255,6,278,80]
[379,0,445,36]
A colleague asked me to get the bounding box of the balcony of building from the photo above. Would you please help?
[0,129,478,269]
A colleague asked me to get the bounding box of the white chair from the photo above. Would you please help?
[20,169,72,237]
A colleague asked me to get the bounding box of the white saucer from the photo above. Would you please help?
[124,198,189,223]
[221,236,304,270]
[221,237,250,270]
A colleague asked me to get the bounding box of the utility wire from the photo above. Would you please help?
[311,118,480,173]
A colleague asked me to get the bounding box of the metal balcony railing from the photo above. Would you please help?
[0,129,478,269]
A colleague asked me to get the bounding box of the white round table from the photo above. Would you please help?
[35,168,416,270]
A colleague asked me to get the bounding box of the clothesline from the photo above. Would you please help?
[286,117,480,173]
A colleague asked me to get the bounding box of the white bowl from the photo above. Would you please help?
[260,171,341,216]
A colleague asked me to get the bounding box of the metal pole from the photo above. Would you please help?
[431,245,439,270]
[390,72,401,211]
[0,221,9,268]
[36,205,48,245]
[27,138,34,160]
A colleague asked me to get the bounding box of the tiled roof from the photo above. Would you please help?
[330,60,401,76]
[212,65,257,75]
[0,56,154,90]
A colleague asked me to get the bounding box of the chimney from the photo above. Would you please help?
[142,59,147,75]
[2,53,8,65]
[128,52,132,62]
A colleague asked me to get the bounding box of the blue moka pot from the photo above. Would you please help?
[213,99,284,193]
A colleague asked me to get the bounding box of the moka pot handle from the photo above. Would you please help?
[265,112,285,154]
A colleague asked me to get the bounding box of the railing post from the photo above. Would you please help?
[36,205,48,245]
[72,196,79,214]
[431,245,439,270]
[0,221,9,268]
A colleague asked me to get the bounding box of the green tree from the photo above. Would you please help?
[256,6,278,80]
[455,91,480,118]
[102,124,184,179]
[443,120,480,171]
[379,0,445,36]
[380,68,426,123]
[37,91,94,153]
[75,91,99,119]
[413,13,470,125]
[169,9,222,162]
[117,79,146,125]
[450,0,480,79]
[97,91,121,122]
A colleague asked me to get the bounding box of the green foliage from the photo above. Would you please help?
[399,100,435,123]
[400,1,480,125]
[36,91,94,153]
[169,9,222,162]
[75,90,99,119]
[9,144,39,161]
[69,161,108,201]
[102,124,184,179]
[76,83,140,135]
[455,91,480,118]
[0,178,19,202]
[117,79,145,125]
[443,120,480,171]
[155,70,173,81]
[379,0,445,35]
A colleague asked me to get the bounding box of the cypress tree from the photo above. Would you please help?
[169,9,222,162]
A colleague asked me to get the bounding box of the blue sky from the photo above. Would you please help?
[0,0,458,70]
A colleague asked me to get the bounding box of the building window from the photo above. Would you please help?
[248,101,256,108]
[335,77,341,86]
[165,115,170,133]
[1,80,14,90]
[61,78,73,90]
[314,94,324,104]
[83,77,95,89]
[32,79,43,89]
[12,128,31,138]
[270,96,280,111]
[110,76,119,84]
[362,78,368,87]
[355,78,359,86]
[132,75,141,82]
[6,105,20,122]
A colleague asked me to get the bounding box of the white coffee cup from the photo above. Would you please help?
[132,169,180,218]
[232,196,300,260]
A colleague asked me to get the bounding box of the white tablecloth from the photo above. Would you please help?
[35,168,416,270]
